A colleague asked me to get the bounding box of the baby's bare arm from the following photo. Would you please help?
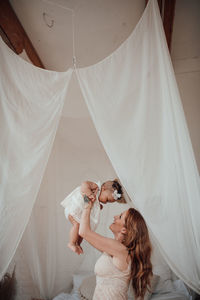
[81,181,99,201]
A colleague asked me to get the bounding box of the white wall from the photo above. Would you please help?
[171,0,200,172]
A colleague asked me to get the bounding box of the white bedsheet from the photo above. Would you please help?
[53,291,80,300]
[151,294,189,300]
[54,291,190,300]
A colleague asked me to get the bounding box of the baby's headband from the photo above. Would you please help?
[112,189,121,200]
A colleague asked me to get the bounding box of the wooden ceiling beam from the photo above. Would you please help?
[163,0,176,51]
[145,0,176,53]
[0,0,45,68]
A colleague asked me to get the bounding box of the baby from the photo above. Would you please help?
[61,179,126,255]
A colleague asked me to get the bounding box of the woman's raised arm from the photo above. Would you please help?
[79,200,125,257]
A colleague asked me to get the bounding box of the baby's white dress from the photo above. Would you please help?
[60,181,101,230]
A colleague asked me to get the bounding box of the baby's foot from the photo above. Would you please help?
[68,243,78,253]
[76,245,83,255]
[68,243,83,255]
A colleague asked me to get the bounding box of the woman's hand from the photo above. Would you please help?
[83,195,93,208]
[87,193,96,202]
[81,181,99,202]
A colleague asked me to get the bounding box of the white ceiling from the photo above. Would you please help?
[10,0,145,71]
[8,0,200,120]
[8,0,200,71]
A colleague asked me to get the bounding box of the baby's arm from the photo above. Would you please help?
[81,181,99,202]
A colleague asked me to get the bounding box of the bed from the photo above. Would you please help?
[52,270,192,300]
[53,244,194,300]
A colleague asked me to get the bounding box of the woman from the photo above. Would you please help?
[79,198,153,300]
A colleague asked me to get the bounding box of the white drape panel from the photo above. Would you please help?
[77,0,200,293]
[0,38,73,279]
[10,96,122,299]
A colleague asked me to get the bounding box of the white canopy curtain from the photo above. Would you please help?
[0,0,200,298]
[77,0,200,293]
[0,38,73,279]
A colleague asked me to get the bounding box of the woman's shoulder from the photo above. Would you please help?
[107,241,129,261]
[111,251,131,273]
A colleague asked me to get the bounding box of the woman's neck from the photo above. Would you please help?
[114,232,124,243]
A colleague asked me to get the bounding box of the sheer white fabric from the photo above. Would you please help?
[77,0,200,293]
[0,38,73,279]
[12,103,118,299]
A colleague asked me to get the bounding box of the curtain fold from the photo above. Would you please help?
[77,0,200,293]
[0,38,73,279]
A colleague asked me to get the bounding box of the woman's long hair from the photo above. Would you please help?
[123,208,153,299]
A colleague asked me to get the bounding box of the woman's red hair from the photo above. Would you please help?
[123,208,153,299]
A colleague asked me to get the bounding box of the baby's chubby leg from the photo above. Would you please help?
[77,235,83,246]
[68,215,83,255]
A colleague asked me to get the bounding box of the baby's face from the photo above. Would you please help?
[99,188,115,204]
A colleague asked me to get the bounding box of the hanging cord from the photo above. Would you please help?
[72,10,76,69]
[42,0,77,69]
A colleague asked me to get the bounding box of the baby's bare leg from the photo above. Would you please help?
[76,235,83,254]
[77,235,83,246]
[68,215,83,255]
[68,215,79,246]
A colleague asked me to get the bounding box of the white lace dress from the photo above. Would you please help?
[60,182,101,230]
[93,253,131,300]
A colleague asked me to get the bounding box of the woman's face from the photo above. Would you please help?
[109,210,128,234]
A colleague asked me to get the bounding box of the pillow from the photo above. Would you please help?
[173,279,192,298]
[72,272,94,292]
[79,275,96,300]
[128,274,160,300]
[151,246,174,294]
[153,264,174,293]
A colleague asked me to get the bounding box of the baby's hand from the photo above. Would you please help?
[87,193,96,202]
